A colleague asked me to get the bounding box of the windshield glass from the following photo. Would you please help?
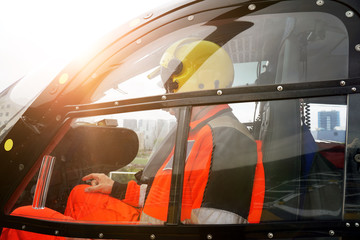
[88,11,348,104]
[0,63,65,142]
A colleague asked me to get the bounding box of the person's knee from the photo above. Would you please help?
[68,184,89,200]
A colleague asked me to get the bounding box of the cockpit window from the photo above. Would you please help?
[9,95,348,226]
[12,108,178,225]
[89,11,348,103]
[178,97,347,224]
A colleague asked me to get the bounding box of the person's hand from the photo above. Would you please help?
[82,173,114,194]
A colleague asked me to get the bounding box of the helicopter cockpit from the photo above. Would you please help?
[1,1,359,239]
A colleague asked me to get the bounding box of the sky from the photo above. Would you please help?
[0,0,173,93]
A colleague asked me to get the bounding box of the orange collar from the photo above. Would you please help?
[189,104,230,130]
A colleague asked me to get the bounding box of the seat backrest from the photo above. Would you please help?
[259,25,303,221]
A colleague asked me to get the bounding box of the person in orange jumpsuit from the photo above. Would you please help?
[1,39,263,239]
[64,39,260,224]
[65,104,259,224]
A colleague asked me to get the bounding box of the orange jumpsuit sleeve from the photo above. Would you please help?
[111,180,142,207]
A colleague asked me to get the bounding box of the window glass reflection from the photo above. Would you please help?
[260,97,346,222]
[11,108,177,225]
[344,94,360,220]
[6,100,348,226]
[88,11,348,104]
[185,97,346,224]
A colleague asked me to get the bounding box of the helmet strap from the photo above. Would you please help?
[164,79,179,93]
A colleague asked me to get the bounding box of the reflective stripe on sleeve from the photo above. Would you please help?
[140,211,165,225]
[139,184,147,207]
[188,208,248,224]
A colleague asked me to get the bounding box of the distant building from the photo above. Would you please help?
[123,119,137,131]
[318,111,340,130]
[138,119,156,150]
[135,118,177,151]
[315,110,345,142]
